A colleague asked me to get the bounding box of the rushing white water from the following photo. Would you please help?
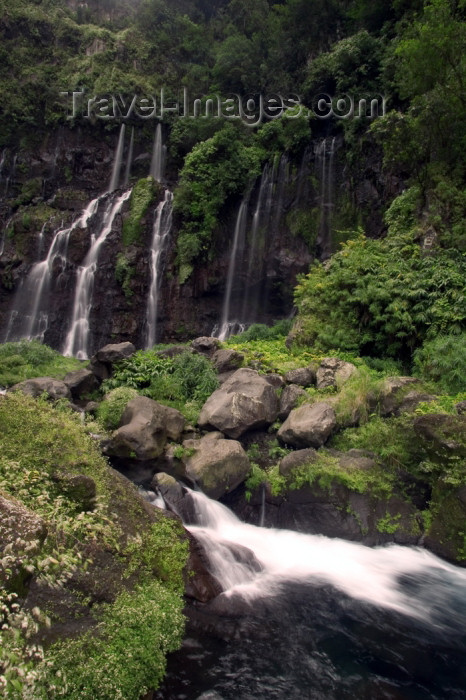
[216,197,249,341]
[3,197,101,343]
[63,189,131,359]
[123,126,134,187]
[109,124,126,192]
[150,123,165,182]
[186,489,466,623]
[145,189,173,348]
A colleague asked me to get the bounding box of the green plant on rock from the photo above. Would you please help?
[114,253,135,300]
[97,386,139,430]
[122,177,157,246]
[0,340,81,387]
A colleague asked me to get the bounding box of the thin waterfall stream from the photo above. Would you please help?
[145,189,173,349]
[62,189,131,359]
[153,487,466,700]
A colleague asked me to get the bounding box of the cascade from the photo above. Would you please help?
[0,149,6,184]
[150,123,165,182]
[123,126,134,187]
[145,189,173,349]
[155,487,466,698]
[62,188,131,359]
[215,196,249,341]
[3,198,101,344]
[4,154,17,197]
[108,123,126,192]
[315,136,336,259]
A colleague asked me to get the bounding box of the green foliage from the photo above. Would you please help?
[0,341,81,387]
[97,386,139,430]
[293,231,466,360]
[225,336,321,375]
[0,391,188,699]
[102,349,218,423]
[288,451,394,497]
[333,366,384,427]
[34,580,185,700]
[102,350,173,391]
[174,123,263,278]
[122,177,156,246]
[413,333,466,395]
[231,319,292,342]
[114,253,135,299]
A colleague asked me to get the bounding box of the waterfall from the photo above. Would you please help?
[4,154,17,197]
[3,198,101,344]
[0,149,6,185]
[62,189,131,359]
[150,123,165,182]
[185,489,466,622]
[108,124,126,192]
[315,137,336,259]
[215,197,249,341]
[123,126,134,187]
[145,189,173,349]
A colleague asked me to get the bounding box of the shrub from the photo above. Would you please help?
[97,387,139,430]
[122,177,157,246]
[231,319,292,342]
[413,333,466,394]
[0,340,81,387]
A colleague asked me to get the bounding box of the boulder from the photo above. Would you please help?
[413,414,466,457]
[51,472,96,511]
[104,397,185,460]
[284,366,316,388]
[316,357,356,389]
[397,390,436,414]
[211,348,244,373]
[279,448,318,477]
[264,373,286,389]
[456,400,466,415]
[198,368,279,438]
[156,345,193,359]
[379,377,420,416]
[278,402,336,448]
[191,337,221,358]
[151,472,186,513]
[63,368,99,399]
[9,377,71,401]
[278,384,308,421]
[182,432,250,500]
[93,342,136,365]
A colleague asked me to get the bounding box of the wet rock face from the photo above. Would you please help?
[198,368,279,439]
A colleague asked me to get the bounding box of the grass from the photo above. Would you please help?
[0,393,188,699]
[0,340,82,387]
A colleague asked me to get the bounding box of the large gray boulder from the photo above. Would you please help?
[284,366,316,388]
[104,397,185,460]
[278,402,336,448]
[183,432,250,499]
[211,348,244,373]
[316,357,357,389]
[379,377,420,416]
[93,342,136,364]
[278,384,308,421]
[9,377,71,401]
[198,368,279,438]
[63,368,99,399]
[191,336,221,358]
